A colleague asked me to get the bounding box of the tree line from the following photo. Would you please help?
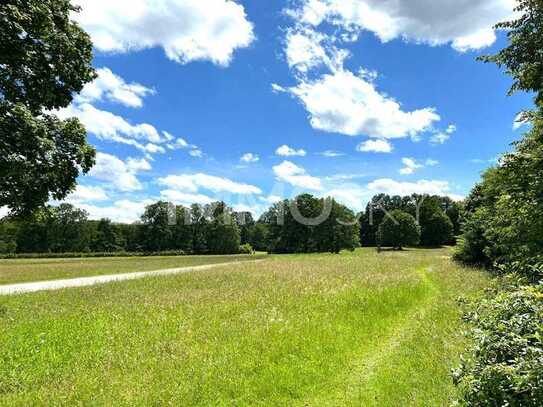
[0,193,460,256]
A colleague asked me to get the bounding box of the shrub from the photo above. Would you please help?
[239,244,254,255]
[453,284,543,406]
[377,210,420,250]
[420,211,453,247]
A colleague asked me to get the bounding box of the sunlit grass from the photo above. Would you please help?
[0,254,264,285]
[0,248,489,406]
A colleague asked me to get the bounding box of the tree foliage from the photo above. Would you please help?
[359,193,458,247]
[376,210,420,250]
[454,283,543,405]
[480,0,543,105]
[261,194,359,254]
[0,0,96,215]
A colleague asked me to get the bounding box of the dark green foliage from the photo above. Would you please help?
[377,210,420,250]
[248,223,268,252]
[235,211,255,245]
[205,202,241,255]
[0,0,96,112]
[359,194,458,247]
[454,283,543,406]
[455,112,543,271]
[479,0,543,105]
[141,202,175,252]
[91,219,124,253]
[453,4,543,405]
[46,204,91,253]
[262,194,359,254]
[419,197,454,247]
[0,0,96,215]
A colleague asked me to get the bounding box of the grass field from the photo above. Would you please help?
[0,254,265,285]
[0,248,489,406]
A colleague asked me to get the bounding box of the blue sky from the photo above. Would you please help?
[54,0,532,222]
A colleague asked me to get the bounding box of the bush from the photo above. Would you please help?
[377,210,420,250]
[454,284,543,406]
[239,244,254,255]
[420,211,453,247]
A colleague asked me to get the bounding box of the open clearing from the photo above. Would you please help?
[0,248,489,406]
[0,254,265,285]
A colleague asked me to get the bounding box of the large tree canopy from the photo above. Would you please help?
[0,0,96,216]
[480,0,543,105]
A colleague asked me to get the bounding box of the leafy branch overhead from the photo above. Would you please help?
[0,0,97,216]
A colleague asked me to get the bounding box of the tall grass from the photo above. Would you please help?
[0,248,489,406]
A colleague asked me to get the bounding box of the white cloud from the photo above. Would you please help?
[79,199,154,223]
[319,150,344,157]
[430,132,450,145]
[65,185,109,203]
[426,159,439,166]
[446,124,457,134]
[259,195,283,204]
[285,27,348,75]
[325,173,369,182]
[284,70,440,139]
[89,152,148,192]
[126,157,152,173]
[513,113,530,130]
[276,144,308,157]
[323,186,370,212]
[0,207,9,219]
[76,67,154,108]
[160,190,214,206]
[399,157,424,175]
[189,149,203,158]
[73,0,255,66]
[291,0,514,52]
[57,103,165,152]
[158,174,262,195]
[368,178,459,198]
[357,139,393,153]
[240,153,259,163]
[273,160,323,191]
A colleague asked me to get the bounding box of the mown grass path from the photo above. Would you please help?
[0,248,489,406]
[0,260,265,295]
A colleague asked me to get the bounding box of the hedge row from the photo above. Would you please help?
[0,250,188,259]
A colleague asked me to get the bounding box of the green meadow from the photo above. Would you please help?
[0,248,489,406]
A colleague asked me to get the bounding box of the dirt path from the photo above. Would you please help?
[0,260,264,296]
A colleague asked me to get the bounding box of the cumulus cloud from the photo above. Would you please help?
[78,199,154,223]
[283,70,440,139]
[357,139,393,153]
[323,186,371,212]
[160,190,214,206]
[290,0,514,52]
[158,174,262,195]
[57,103,164,151]
[89,152,150,192]
[285,27,349,75]
[426,159,439,166]
[367,178,462,199]
[273,160,323,190]
[64,185,109,204]
[240,153,259,163]
[73,0,255,66]
[76,67,154,108]
[399,157,424,175]
[276,145,308,157]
